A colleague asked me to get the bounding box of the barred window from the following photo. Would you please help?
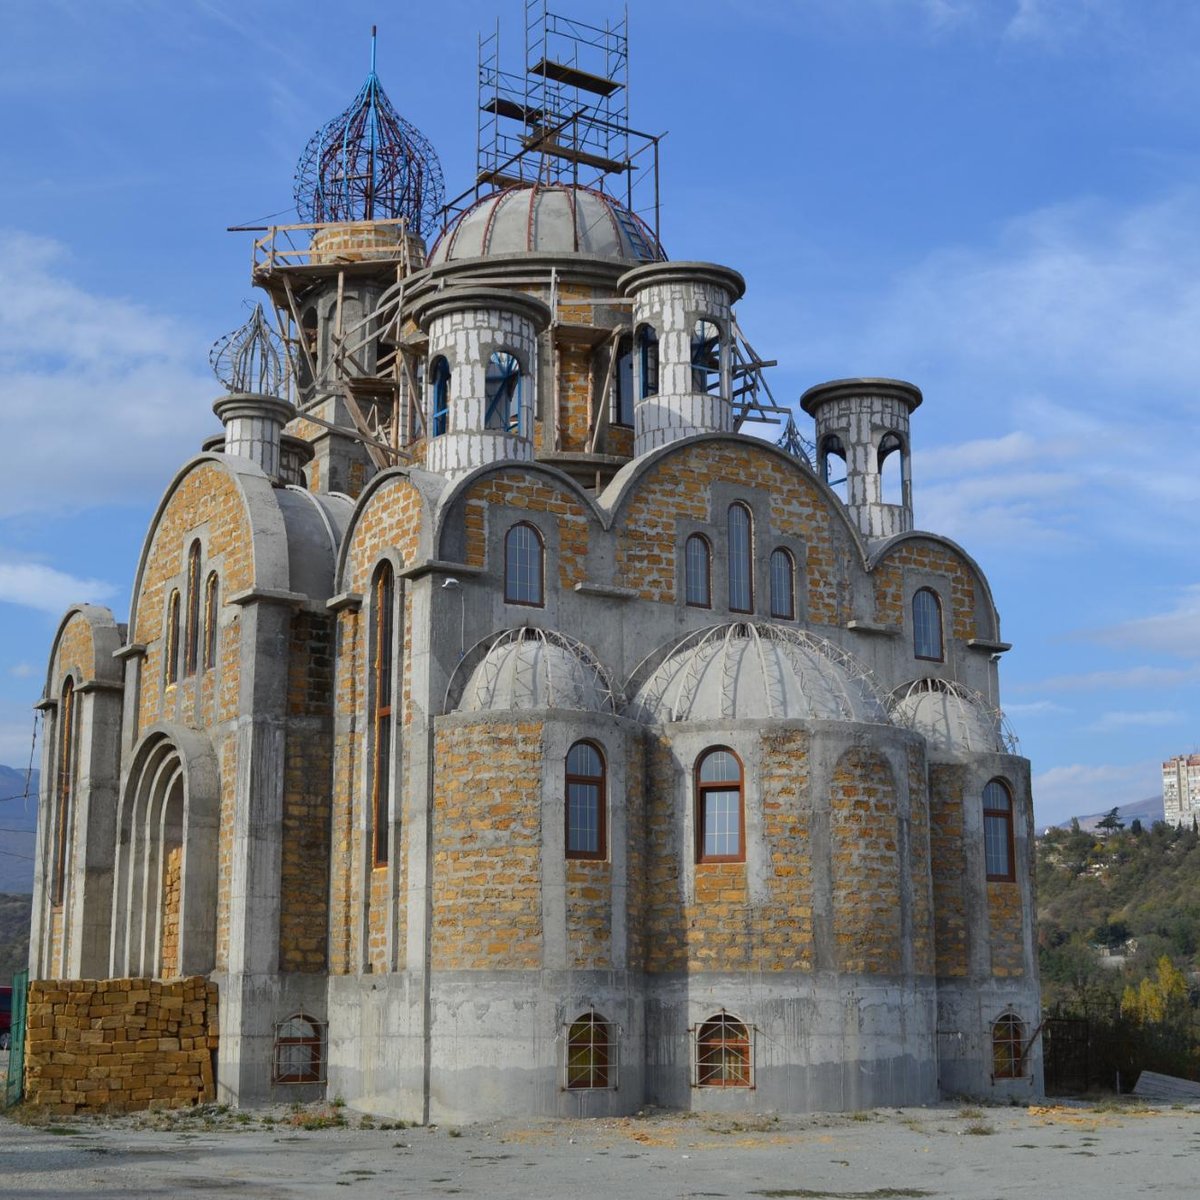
[505,522,544,607]
[684,534,711,608]
[696,748,744,863]
[695,1012,752,1088]
[992,1012,1025,1080]
[983,779,1015,882]
[769,548,795,620]
[728,503,753,613]
[273,1013,325,1084]
[913,588,943,661]
[566,741,606,860]
[566,1010,613,1090]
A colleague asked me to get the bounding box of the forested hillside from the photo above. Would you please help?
[0,892,32,987]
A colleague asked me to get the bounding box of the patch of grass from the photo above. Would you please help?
[45,1125,83,1136]
[963,1122,994,1136]
[956,1107,983,1120]
[851,1110,873,1122]
[447,1127,462,1137]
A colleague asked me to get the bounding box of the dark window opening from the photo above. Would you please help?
[913,588,944,661]
[504,522,545,607]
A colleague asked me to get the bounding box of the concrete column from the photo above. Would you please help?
[214,394,296,482]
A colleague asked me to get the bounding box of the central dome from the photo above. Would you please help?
[429,184,665,266]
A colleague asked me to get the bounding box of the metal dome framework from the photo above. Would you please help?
[294,31,445,234]
[209,303,285,396]
[626,622,893,726]
[445,626,622,716]
[887,677,1020,755]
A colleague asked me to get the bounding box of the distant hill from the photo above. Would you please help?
[0,764,40,893]
[1048,794,1164,834]
[0,892,32,987]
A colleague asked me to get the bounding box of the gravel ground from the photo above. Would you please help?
[2,1099,1200,1199]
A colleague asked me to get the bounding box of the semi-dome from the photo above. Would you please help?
[452,627,619,715]
[429,183,665,266]
[888,678,1018,755]
[628,623,890,725]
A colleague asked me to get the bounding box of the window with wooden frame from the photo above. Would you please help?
[912,587,944,661]
[165,589,181,685]
[983,778,1015,882]
[430,355,451,436]
[613,333,634,426]
[52,678,76,906]
[566,741,606,860]
[272,1013,325,1084]
[696,747,745,863]
[991,1012,1025,1079]
[727,502,754,613]
[769,547,795,620]
[203,572,219,671]
[184,541,201,676]
[504,522,544,607]
[684,533,712,608]
[694,1012,753,1088]
[370,562,395,868]
[638,323,659,398]
[565,1010,613,1090]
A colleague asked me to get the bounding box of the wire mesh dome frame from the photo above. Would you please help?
[209,303,285,396]
[886,677,1020,755]
[444,626,622,716]
[625,621,893,726]
[293,43,445,234]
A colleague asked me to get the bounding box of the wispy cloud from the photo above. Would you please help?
[1033,759,1162,825]
[1004,699,1070,716]
[0,561,117,615]
[8,664,35,679]
[1088,709,1186,733]
[1089,585,1200,659]
[1026,665,1200,693]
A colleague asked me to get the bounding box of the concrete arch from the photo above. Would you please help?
[41,604,124,700]
[111,724,220,979]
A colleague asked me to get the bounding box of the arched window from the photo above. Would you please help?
[983,779,1015,882]
[430,355,451,437]
[184,542,201,677]
[638,323,658,398]
[370,563,395,868]
[727,503,753,613]
[52,678,76,906]
[203,572,219,671]
[992,1012,1025,1079]
[684,534,711,608]
[485,350,522,433]
[613,333,634,426]
[273,1012,325,1084]
[696,1012,752,1088]
[691,318,721,394]
[566,1010,612,1089]
[504,522,544,607]
[878,431,905,506]
[696,747,744,863]
[912,588,943,661]
[566,741,606,860]
[769,548,795,620]
[165,590,181,685]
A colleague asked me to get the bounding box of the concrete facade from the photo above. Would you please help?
[30,71,1041,1120]
[1162,754,1200,826]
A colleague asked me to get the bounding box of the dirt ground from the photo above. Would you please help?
[2,1098,1200,1199]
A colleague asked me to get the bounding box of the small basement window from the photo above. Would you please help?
[273,1013,325,1084]
[565,1010,614,1090]
[694,1012,753,1088]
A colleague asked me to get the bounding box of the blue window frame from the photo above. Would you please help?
[430,355,450,436]
[485,351,522,433]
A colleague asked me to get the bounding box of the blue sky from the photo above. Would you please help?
[2,0,1198,827]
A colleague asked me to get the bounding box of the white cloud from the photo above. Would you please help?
[8,663,34,679]
[1033,759,1161,826]
[1027,665,1200,693]
[0,231,214,518]
[1088,709,1186,733]
[1004,699,1070,716]
[0,561,117,615]
[1090,585,1200,659]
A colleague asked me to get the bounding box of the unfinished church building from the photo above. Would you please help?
[29,8,1042,1120]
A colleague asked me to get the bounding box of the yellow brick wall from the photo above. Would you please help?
[160,845,183,977]
[431,719,544,970]
[830,748,901,974]
[215,738,238,972]
[929,764,968,978]
[24,977,218,1114]
[988,881,1025,977]
[872,539,979,642]
[566,857,612,969]
[52,613,95,683]
[907,744,934,975]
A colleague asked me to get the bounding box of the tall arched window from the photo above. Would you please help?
[696,747,744,863]
[165,590,181,685]
[684,534,711,608]
[992,1012,1025,1079]
[769,548,795,620]
[430,355,451,437]
[691,318,721,394]
[184,541,201,677]
[504,522,544,607]
[638,324,659,398]
[485,350,522,433]
[370,562,395,868]
[566,741,606,860]
[983,779,1015,882]
[696,1012,752,1088]
[912,588,943,661]
[727,503,753,613]
[613,333,634,426]
[52,678,76,906]
[566,1010,612,1089]
[203,572,219,671]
